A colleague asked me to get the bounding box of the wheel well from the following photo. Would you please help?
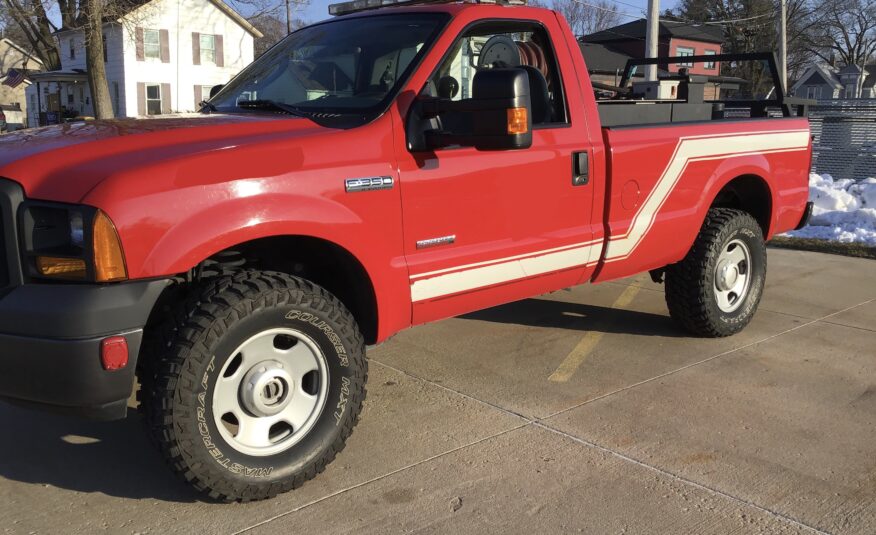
[172,236,379,345]
[710,175,772,237]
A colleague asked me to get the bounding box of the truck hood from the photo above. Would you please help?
[0,114,330,203]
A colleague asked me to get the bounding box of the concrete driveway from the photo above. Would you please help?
[0,248,873,534]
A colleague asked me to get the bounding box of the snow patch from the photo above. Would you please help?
[783,173,876,246]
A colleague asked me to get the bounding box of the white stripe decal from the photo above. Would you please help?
[409,130,810,302]
[603,129,810,261]
[410,239,602,280]
[410,243,599,302]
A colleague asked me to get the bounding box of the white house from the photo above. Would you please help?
[25,0,262,127]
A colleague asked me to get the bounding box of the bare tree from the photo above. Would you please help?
[531,0,624,38]
[806,0,876,67]
[0,0,62,69]
[81,0,112,118]
[249,12,304,57]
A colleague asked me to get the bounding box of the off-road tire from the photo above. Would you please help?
[665,208,767,337]
[138,271,367,502]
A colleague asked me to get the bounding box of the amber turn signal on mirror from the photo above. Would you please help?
[93,210,128,282]
[506,107,529,135]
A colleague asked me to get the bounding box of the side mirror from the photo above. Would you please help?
[209,84,225,99]
[407,68,533,152]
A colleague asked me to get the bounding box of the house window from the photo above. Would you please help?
[69,39,75,60]
[112,82,120,115]
[144,29,161,60]
[845,84,856,98]
[202,85,216,100]
[103,34,108,62]
[676,46,694,67]
[704,50,716,70]
[146,84,162,115]
[806,86,821,99]
[200,34,216,64]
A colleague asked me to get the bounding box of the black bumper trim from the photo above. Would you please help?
[0,279,170,339]
[0,278,170,420]
[795,201,814,231]
[0,329,143,420]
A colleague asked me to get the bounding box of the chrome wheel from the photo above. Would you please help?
[713,239,751,313]
[212,328,329,457]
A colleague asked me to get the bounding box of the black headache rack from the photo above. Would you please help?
[597,52,815,128]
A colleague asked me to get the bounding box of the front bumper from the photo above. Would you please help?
[0,280,170,420]
[0,177,171,419]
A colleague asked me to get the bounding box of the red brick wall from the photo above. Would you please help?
[668,38,722,76]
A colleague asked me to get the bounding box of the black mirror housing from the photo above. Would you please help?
[407,68,533,152]
[209,84,225,99]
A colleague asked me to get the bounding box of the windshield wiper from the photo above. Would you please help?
[237,99,309,117]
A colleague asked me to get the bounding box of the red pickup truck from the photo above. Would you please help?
[0,0,812,501]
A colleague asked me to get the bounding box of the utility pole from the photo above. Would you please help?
[286,0,293,34]
[645,0,659,81]
[778,0,787,94]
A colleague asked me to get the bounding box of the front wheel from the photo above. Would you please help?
[140,271,367,501]
[665,208,767,337]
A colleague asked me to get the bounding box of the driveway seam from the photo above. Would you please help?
[530,421,832,535]
[233,422,531,534]
[373,361,834,534]
[542,297,875,420]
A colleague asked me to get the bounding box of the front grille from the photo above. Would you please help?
[0,178,24,293]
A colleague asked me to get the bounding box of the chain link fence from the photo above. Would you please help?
[809,99,876,181]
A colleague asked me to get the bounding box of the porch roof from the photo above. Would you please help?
[29,70,89,83]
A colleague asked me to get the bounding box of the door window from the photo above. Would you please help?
[426,21,568,127]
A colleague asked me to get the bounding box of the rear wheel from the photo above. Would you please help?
[139,271,367,501]
[665,208,767,337]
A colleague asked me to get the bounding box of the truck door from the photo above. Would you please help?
[394,18,600,324]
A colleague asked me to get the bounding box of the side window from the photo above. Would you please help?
[425,22,568,126]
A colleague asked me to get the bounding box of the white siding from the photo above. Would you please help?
[47,0,254,119]
[121,0,255,116]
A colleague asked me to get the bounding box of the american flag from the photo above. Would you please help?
[2,69,26,88]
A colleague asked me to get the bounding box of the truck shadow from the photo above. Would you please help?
[461,297,686,338]
[0,403,201,502]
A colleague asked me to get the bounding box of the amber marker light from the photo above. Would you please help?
[507,107,529,135]
[36,256,87,279]
[93,210,128,282]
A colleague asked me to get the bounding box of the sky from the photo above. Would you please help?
[297,0,679,26]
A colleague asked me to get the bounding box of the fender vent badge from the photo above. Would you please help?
[345,176,394,193]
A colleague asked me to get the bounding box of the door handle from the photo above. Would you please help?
[572,151,589,186]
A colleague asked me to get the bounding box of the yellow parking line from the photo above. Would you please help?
[548,284,642,383]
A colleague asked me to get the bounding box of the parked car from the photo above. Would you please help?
[0,0,812,501]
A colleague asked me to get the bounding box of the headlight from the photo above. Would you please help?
[20,203,128,282]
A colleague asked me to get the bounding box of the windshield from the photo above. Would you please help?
[210,13,449,123]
